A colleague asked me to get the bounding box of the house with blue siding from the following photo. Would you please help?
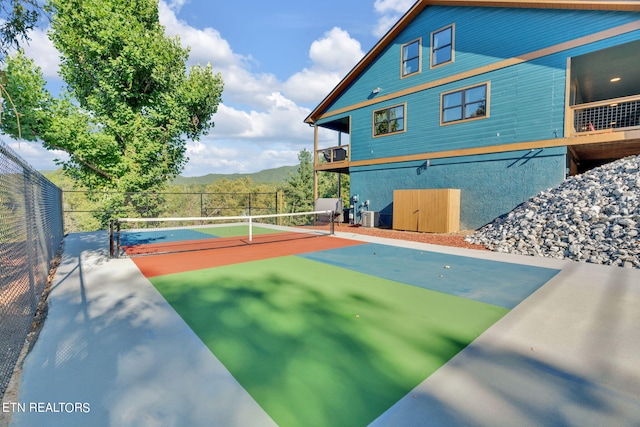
[305,0,640,230]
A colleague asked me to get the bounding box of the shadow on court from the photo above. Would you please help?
[6,231,640,427]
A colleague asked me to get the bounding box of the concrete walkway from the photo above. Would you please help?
[7,231,640,426]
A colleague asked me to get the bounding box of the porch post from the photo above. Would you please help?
[313,124,319,201]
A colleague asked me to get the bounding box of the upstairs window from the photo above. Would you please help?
[401,39,421,77]
[431,24,454,67]
[441,83,488,124]
[373,104,405,136]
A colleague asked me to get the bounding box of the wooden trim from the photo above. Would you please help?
[345,129,640,168]
[424,1,640,11]
[564,57,573,138]
[401,37,423,78]
[309,19,640,124]
[313,125,319,199]
[430,23,455,69]
[569,93,640,109]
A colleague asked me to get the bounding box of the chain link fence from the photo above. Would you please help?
[0,140,64,401]
[62,190,282,233]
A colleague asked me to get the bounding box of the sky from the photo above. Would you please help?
[7,0,416,176]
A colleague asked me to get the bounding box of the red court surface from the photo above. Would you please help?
[122,231,329,256]
[132,234,366,277]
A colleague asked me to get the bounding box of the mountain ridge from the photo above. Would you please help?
[170,165,296,185]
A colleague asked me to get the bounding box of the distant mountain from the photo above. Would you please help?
[170,165,297,186]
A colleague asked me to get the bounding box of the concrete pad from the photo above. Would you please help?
[9,232,276,427]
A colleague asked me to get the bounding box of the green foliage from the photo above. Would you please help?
[0,50,51,140]
[283,149,314,214]
[0,0,45,60]
[1,0,224,225]
[202,177,278,216]
[318,172,350,207]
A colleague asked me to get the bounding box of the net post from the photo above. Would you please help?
[330,210,335,235]
[109,219,114,258]
[116,220,121,259]
[249,217,253,242]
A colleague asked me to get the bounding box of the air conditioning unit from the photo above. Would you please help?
[361,211,379,228]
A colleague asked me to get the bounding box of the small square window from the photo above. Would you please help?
[431,25,454,67]
[373,104,406,136]
[401,39,421,77]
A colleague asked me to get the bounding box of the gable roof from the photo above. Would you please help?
[304,0,640,125]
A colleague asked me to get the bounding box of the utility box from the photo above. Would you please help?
[361,211,380,228]
[393,189,460,233]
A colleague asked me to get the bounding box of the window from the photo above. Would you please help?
[401,39,421,77]
[441,84,488,124]
[431,24,454,67]
[373,104,405,136]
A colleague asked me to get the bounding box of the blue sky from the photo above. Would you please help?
[9,0,415,176]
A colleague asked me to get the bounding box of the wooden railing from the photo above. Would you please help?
[316,145,349,166]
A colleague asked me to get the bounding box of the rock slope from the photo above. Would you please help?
[465,155,640,268]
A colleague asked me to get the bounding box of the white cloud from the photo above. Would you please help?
[159,1,282,110]
[309,27,363,72]
[7,2,363,176]
[372,0,415,37]
[20,29,60,78]
[283,27,364,104]
[183,138,300,176]
[5,139,68,171]
[211,95,311,142]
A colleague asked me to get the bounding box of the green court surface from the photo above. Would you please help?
[150,255,509,427]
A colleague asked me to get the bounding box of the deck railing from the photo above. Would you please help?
[571,95,640,134]
[316,145,349,166]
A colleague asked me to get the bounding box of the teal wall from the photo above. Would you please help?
[323,6,640,116]
[314,6,640,228]
[350,147,566,230]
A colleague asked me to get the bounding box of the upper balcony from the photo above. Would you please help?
[315,145,350,173]
[313,115,350,173]
[567,39,640,173]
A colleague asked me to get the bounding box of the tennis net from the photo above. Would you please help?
[109,210,335,258]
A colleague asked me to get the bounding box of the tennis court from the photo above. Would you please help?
[9,221,640,427]
[121,219,557,427]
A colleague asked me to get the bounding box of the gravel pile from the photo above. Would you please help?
[465,155,640,268]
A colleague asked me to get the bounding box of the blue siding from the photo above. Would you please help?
[314,5,639,229]
[345,63,567,162]
[324,7,640,114]
[318,29,640,163]
[350,147,566,230]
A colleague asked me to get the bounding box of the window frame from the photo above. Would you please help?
[400,38,422,78]
[440,82,490,126]
[372,103,407,138]
[430,24,455,69]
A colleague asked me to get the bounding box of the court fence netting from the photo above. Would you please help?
[109,210,336,258]
[0,140,64,402]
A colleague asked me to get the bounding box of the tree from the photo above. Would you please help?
[318,172,349,207]
[1,0,223,220]
[0,0,47,60]
[283,149,314,214]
